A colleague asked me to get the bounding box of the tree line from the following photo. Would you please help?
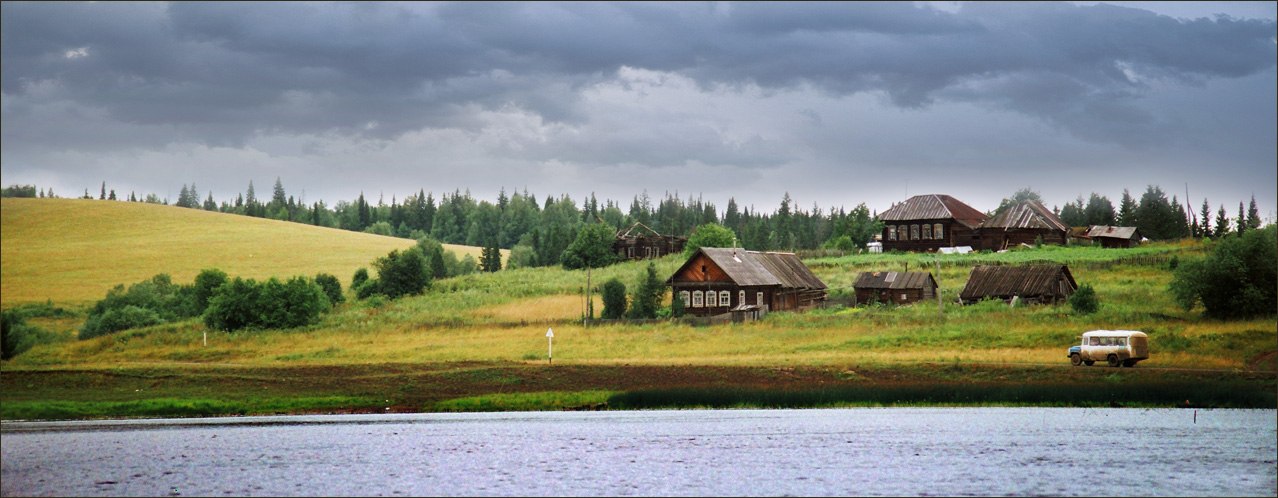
[5,180,1269,259]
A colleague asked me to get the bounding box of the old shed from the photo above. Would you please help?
[668,247,827,317]
[959,264,1078,305]
[853,271,938,306]
[979,200,1070,250]
[613,221,687,260]
[1086,226,1143,248]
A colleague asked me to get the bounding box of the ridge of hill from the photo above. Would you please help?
[1,198,484,306]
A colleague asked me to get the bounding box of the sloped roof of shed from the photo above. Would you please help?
[982,200,1069,231]
[853,271,937,290]
[1087,226,1140,240]
[959,264,1077,300]
[879,194,988,229]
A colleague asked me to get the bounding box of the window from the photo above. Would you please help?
[922,224,932,239]
[911,225,920,240]
[720,291,730,307]
[707,291,717,307]
[899,225,908,240]
[739,290,745,307]
[757,292,764,306]
[887,226,897,241]
[680,291,690,307]
[934,224,943,241]
[693,291,704,308]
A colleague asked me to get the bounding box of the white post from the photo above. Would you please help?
[203,330,207,347]
[546,327,554,365]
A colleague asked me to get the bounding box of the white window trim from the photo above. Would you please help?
[719,291,730,307]
[693,291,704,308]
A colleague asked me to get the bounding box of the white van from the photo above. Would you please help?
[1068,330,1149,367]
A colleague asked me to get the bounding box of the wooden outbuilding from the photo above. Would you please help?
[853,271,938,306]
[613,221,687,260]
[1086,226,1142,248]
[978,200,1070,251]
[668,247,827,317]
[879,194,988,252]
[959,264,1078,305]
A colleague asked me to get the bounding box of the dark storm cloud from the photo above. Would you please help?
[3,2,1272,144]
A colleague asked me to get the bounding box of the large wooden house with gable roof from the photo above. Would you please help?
[879,194,988,252]
[667,247,828,317]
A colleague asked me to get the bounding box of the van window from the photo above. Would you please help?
[1089,337,1100,346]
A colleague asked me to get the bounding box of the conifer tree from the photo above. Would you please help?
[1199,199,1212,238]
[1246,195,1261,230]
[1214,205,1231,238]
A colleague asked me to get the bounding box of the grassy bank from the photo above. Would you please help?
[2,199,1274,420]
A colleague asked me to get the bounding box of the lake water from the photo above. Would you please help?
[2,408,1274,496]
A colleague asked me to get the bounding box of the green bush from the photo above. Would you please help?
[351,268,370,290]
[601,278,627,319]
[1170,225,1276,319]
[81,305,164,340]
[371,248,431,299]
[203,276,329,331]
[80,274,191,339]
[190,268,229,314]
[314,273,344,304]
[1069,284,1100,314]
[2,310,40,359]
[626,262,664,319]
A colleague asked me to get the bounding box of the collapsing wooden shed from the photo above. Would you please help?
[613,221,687,260]
[853,271,938,306]
[959,264,1078,305]
[979,200,1070,251]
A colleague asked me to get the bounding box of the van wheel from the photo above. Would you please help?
[1083,360,1094,366]
[1070,353,1082,366]
[1107,354,1121,367]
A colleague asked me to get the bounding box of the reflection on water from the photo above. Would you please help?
[3,408,1275,496]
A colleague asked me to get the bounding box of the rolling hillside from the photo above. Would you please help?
[0,198,487,306]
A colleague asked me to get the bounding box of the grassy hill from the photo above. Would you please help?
[0,198,486,307]
[1,201,1273,418]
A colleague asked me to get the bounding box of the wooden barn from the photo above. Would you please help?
[959,264,1078,305]
[853,271,938,306]
[667,247,827,317]
[978,200,1069,251]
[879,194,988,252]
[613,221,687,260]
[1086,226,1142,248]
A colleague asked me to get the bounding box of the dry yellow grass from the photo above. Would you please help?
[0,198,483,307]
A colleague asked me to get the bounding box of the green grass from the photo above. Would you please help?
[1,199,1274,418]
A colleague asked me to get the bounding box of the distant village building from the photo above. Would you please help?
[613,221,687,260]
[978,200,1070,251]
[959,264,1078,305]
[1086,226,1143,248]
[853,271,938,306]
[667,247,827,317]
[879,194,988,253]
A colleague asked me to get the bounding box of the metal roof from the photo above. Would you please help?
[1086,226,1140,240]
[879,194,988,229]
[669,247,827,290]
[853,271,937,290]
[982,200,1069,231]
[959,264,1077,301]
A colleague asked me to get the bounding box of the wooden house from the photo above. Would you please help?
[613,221,687,260]
[978,200,1069,251]
[1086,226,1142,248]
[959,264,1078,305]
[879,194,988,252]
[853,271,938,306]
[667,247,827,317]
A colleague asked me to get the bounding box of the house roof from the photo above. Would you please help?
[879,194,988,229]
[1086,226,1140,240]
[668,247,827,290]
[853,271,937,290]
[959,264,1077,301]
[982,200,1069,232]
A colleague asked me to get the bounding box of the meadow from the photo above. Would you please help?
[1,198,1274,419]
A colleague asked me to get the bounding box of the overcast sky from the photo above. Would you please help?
[3,1,1275,219]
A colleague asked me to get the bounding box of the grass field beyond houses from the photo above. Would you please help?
[1,198,1274,420]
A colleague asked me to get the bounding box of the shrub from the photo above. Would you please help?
[627,262,664,319]
[561,223,618,270]
[203,276,329,331]
[1069,284,1100,314]
[372,248,431,299]
[683,222,737,258]
[1169,225,1277,319]
[81,305,163,340]
[2,310,38,359]
[351,268,370,290]
[315,273,344,305]
[190,268,229,314]
[601,278,627,319]
[80,274,191,339]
